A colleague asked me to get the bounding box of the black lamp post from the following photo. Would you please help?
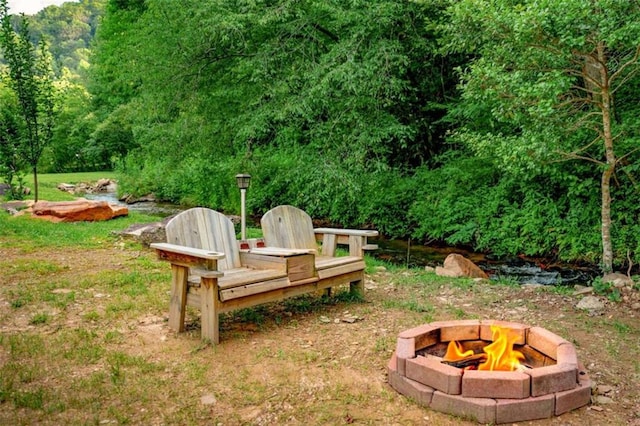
[235,174,251,240]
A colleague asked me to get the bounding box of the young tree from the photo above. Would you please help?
[442,0,640,272]
[0,83,26,197]
[0,0,56,201]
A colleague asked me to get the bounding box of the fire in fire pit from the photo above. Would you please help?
[443,325,525,371]
[388,320,591,424]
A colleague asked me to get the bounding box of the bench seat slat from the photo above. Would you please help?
[189,267,287,290]
[219,276,291,301]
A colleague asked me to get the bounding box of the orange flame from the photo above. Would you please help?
[443,340,474,361]
[442,325,525,371]
[478,325,525,371]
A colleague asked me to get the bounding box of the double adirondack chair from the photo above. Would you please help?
[260,205,379,295]
[151,208,316,343]
[151,206,377,343]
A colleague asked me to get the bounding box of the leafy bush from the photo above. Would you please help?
[408,154,605,262]
[358,169,416,237]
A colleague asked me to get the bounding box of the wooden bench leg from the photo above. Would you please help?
[349,272,365,297]
[169,264,188,332]
[200,277,220,344]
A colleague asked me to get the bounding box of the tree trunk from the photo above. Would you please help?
[601,163,614,273]
[32,166,38,202]
[598,42,615,273]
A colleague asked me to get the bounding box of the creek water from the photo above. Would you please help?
[85,192,183,217]
[87,191,598,286]
[374,238,598,286]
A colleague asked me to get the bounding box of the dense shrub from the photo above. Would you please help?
[409,155,604,263]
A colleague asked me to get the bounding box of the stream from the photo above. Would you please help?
[373,238,599,286]
[85,192,183,217]
[86,191,599,286]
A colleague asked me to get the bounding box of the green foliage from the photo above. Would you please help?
[591,277,622,302]
[0,83,27,195]
[248,147,363,224]
[409,154,607,262]
[40,77,101,172]
[28,0,106,78]
[436,0,640,268]
[19,1,108,173]
[0,1,57,200]
[9,0,640,270]
[358,169,417,237]
[91,0,459,221]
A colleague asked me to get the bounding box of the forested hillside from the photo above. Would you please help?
[3,0,640,272]
[27,0,104,78]
[1,0,106,174]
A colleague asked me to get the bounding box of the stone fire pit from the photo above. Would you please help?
[388,320,591,424]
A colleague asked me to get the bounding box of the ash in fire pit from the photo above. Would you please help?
[388,320,591,424]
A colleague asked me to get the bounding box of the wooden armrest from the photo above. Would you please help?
[313,228,378,257]
[314,228,379,237]
[249,247,316,257]
[150,243,225,270]
[150,243,225,260]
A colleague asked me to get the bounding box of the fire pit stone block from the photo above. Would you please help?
[520,344,554,367]
[480,319,528,345]
[406,355,462,394]
[432,319,480,342]
[388,354,434,406]
[395,336,416,360]
[527,363,578,396]
[555,369,592,415]
[397,324,439,353]
[527,326,570,359]
[496,393,555,423]
[430,391,496,424]
[462,369,530,399]
[556,342,579,368]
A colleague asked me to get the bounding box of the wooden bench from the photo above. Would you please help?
[150,207,377,343]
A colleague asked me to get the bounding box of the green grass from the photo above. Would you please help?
[610,319,633,335]
[0,210,163,249]
[1,171,164,249]
[29,312,51,325]
[21,171,119,202]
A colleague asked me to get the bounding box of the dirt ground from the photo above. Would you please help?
[1,243,640,425]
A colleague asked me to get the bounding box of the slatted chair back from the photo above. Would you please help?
[260,205,318,251]
[165,207,241,271]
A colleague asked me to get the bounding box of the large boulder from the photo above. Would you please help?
[435,253,489,279]
[118,219,171,247]
[31,199,128,222]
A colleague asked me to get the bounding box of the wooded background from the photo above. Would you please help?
[2,0,640,271]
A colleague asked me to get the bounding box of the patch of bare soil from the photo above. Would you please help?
[1,244,639,425]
